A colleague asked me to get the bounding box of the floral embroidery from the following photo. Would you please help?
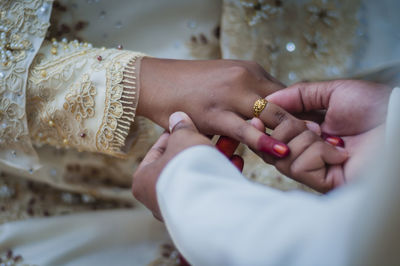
[303,32,329,59]
[96,53,141,155]
[27,40,143,156]
[240,0,283,26]
[63,74,96,122]
[307,2,339,28]
[0,0,51,170]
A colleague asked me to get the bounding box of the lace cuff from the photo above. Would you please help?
[27,40,145,157]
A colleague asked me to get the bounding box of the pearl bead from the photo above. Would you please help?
[0,71,4,79]
[51,47,57,55]
[48,120,55,127]
[117,44,123,50]
[41,70,47,77]
[63,138,68,145]
[286,42,296,52]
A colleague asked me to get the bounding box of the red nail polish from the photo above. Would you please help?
[322,133,345,147]
[231,155,244,172]
[273,144,289,157]
[257,135,290,158]
[216,136,239,158]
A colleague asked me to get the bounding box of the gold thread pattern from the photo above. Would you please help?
[96,53,142,156]
[63,74,97,122]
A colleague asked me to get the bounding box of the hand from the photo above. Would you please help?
[138,58,292,158]
[132,112,241,219]
[267,80,392,185]
[250,117,348,193]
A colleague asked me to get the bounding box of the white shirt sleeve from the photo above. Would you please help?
[156,87,400,266]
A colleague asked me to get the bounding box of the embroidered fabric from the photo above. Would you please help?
[27,40,145,157]
[221,0,363,84]
[0,0,52,171]
[0,172,134,226]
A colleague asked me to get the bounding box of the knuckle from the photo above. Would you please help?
[229,65,250,80]
[286,118,307,133]
[273,109,289,124]
[290,161,304,177]
[173,121,193,132]
[300,130,319,143]
[312,141,326,152]
[319,179,334,193]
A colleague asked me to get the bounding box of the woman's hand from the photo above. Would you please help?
[267,80,392,185]
[138,58,294,158]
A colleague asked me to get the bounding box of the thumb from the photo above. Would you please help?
[169,111,199,133]
[266,82,336,113]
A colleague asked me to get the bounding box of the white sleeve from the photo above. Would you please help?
[156,146,364,266]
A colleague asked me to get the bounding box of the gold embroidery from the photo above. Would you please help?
[63,74,97,122]
[96,53,141,156]
[0,0,51,170]
[27,39,143,156]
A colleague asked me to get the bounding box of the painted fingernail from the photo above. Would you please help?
[231,155,244,172]
[216,136,239,158]
[258,135,290,158]
[322,133,345,147]
[272,144,289,157]
[305,121,321,136]
[169,112,186,132]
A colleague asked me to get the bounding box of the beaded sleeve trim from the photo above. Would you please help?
[96,54,142,156]
[27,39,144,157]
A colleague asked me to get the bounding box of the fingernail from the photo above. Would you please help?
[322,133,345,147]
[216,136,239,158]
[272,144,290,157]
[335,146,349,158]
[169,112,186,132]
[230,155,244,172]
[305,121,321,136]
[257,135,290,158]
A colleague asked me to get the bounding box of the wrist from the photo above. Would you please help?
[137,57,176,129]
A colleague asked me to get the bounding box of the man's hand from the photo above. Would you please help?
[132,112,212,220]
[267,80,392,184]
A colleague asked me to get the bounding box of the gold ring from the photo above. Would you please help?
[253,98,267,117]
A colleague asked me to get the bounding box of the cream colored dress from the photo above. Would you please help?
[0,0,399,265]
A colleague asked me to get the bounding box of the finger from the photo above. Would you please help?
[215,112,289,158]
[250,117,265,132]
[322,132,345,147]
[258,100,301,130]
[250,102,321,142]
[230,155,244,172]
[266,81,336,113]
[290,142,348,192]
[271,119,321,143]
[325,164,346,189]
[137,132,170,170]
[216,136,239,158]
[169,111,198,133]
[249,118,276,165]
[274,130,320,176]
[295,110,326,124]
